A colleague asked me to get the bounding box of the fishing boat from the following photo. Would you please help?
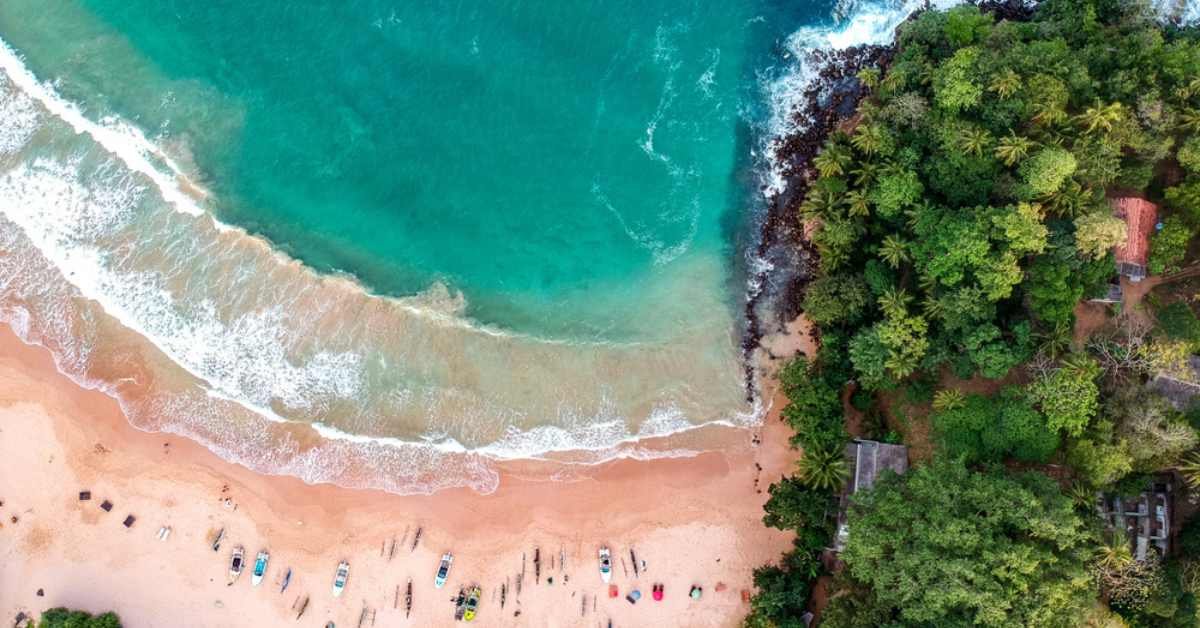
[435,552,453,588]
[251,550,270,586]
[228,546,245,584]
[453,587,467,621]
[211,527,225,552]
[598,547,612,583]
[280,567,292,594]
[463,585,481,622]
[332,560,350,597]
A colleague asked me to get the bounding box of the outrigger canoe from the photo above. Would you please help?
[598,547,612,583]
[228,546,245,584]
[332,560,350,597]
[435,552,453,588]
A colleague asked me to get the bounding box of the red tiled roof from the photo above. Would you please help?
[1111,197,1158,267]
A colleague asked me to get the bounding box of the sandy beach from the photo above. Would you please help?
[0,322,801,627]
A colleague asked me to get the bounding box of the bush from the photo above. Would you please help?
[37,609,122,628]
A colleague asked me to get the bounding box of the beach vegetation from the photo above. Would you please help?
[751,1,1200,626]
[37,608,122,628]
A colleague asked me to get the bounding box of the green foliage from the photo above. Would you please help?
[37,609,123,628]
[1178,137,1200,174]
[745,544,822,628]
[778,358,849,454]
[1166,179,1200,224]
[1028,355,1102,436]
[869,169,923,219]
[762,475,836,536]
[934,47,983,113]
[932,388,1060,463]
[796,446,849,491]
[1075,211,1128,260]
[1154,301,1200,349]
[1065,420,1133,487]
[841,459,1097,627]
[1021,147,1078,197]
[1148,216,1194,275]
[802,274,871,326]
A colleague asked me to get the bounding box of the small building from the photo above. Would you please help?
[1097,476,1173,561]
[833,439,909,552]
[1111,197,1159,282]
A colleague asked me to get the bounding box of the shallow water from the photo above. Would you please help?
[0,0,945,493]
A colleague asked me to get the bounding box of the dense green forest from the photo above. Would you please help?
[747,1,1200,626]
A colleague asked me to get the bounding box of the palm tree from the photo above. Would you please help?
[878,287,912,318]
[850,162,880,187]
[881,67,907,94]
[1075,101,1124,135]
[1037,321,1073,358]
[852,124,887,156]
[1179,452,1200,488]
[1179,108,1200,134]
[1065,481,1096,510]
[994,133,1034,166]
[957,127,992,157]
[1095,528,1134,572]
[886,351,921,379]
[988,69,1021,99]
[813,142,853,178]
[844,190,871,218]
[1031,102,1067,127]
[800,185,841,219]
[1039,179,1093,217]
[879,234,910,268]
[932,388,965,412]
[797,447,849,491]
[856,67,880,90]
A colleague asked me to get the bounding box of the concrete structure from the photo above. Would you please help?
[1097,476,1173,561]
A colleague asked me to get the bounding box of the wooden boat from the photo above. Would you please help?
[211,527,225,552]
[279,567,292,593]
[251,550,269,586]
[598,547,612,583]
[228,546,245,584]
[463,585,482,622]
[332,560,350,597]
[435,552,453,588]
[453,587,467,620]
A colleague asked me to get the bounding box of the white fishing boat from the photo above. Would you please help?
[228,546,245,584]
[434,552,453,588]
[599,547,612,583]
[251,550,270,586]
[332,560,350,597]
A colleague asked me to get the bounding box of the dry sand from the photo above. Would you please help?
[0,322,802,627]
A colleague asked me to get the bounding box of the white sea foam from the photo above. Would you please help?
[759,0,965,196]
[0,38,210,216]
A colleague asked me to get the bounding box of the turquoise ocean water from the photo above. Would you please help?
[0,0,935,493]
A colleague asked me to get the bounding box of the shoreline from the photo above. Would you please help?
[0,321,803,626]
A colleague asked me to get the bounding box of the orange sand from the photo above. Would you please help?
[0,323,801,627]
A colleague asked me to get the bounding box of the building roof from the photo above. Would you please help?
[833,440,909,551]
[1111,197,1158,276]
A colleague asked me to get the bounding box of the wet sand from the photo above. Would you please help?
[0,322,801,627]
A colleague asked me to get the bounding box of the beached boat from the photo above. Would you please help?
[463,585,481,622]
[251,550,269,586]
[435,552,453,588]
[332,560,350,597]
[453,587,467,620]
[598,547,612,583]
[280,567,292,594]
[228,546,245,584]
[211,527,225,552]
